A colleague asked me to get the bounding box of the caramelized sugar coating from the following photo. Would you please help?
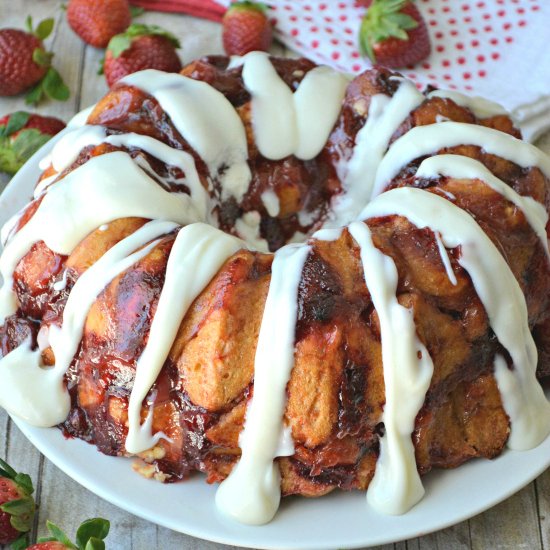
[1,59,548,496]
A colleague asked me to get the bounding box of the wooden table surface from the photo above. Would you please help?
[0,1,549,548]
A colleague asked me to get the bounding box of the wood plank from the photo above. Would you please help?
[0,409,8,457]
[469,483,542,550]
[45,11,86,120]
[537,469,550,550]
[416,523,471,550]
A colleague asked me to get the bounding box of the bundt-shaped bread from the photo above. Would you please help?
[0,53,549,524]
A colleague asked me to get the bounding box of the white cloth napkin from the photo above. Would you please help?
[217,0,550,141]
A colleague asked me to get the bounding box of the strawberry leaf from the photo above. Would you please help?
[25,15,33,34]
[130,6,145,18]
[84,538,106,550]
[46,520,78,550]
[107,35,133,58]
[35,18,55,41]
[0,496,34,516]
[0,146,21,175]
[11,129,51,168]
[33,47,53,68]
[42,67,70,101]
[391,12,419,29]
[0,112,30,138]
[0,458,17,479]
[76,518,110,549]
[228,1,269,14]
[9,533,29,550]
[13,472,34,495]
[9,512,32,533]
[25,82,45,106]
[107,23,180,57]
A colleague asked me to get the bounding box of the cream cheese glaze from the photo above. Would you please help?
[0,57,548,527]
[372,121,550,198]
[240,51,348,161]
[126,223,245,454]
[122,70,252,202]
[360,187,550,450]
[329,78,424,226]
[216,243,310,524]
[415,154,549,257]
[46,126,211,221]
[0,220,177,426]
[348,221,434,515]
[0,152,199,324]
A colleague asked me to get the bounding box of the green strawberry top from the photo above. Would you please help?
[0,457,35,550]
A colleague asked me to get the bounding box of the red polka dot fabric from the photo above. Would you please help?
[216,0,550,141]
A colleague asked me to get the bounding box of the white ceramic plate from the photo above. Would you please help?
[3,135,550,550]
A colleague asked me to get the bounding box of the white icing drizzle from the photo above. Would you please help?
[67,104,96,128]
[292,65,348,160]
[106,133,209,221]
[427,89,507,119]
[47,126,211,221]
[37,325,50,351]
[35,105,94,173]
[312,227,343,242]
[348,221,434,515]
[51,125,106,172]
[126,223,245,454]
[260,189,280,217]
[234,211,269,253]
[361,187,550,450]
[216,242,310,525]
[52,269,69,291]
[494,354,550,450]
[434,232,457,286]
[33,175,57,199]
[0,220,176,426]
[373,121,550,198]
[297,207,319,227]
[122,70,251,201]
[328,79,424,226]
[240,51,348,161]
[415,155,549,257]
[0,339,68,427]
[0,152,200,323]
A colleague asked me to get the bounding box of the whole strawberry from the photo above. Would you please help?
[103,24,181,88]
[27,518,110,550]
[0,458,35,549]
[67,0,132,48]
[222,1,273,56]
[0,17,69,104]
[0,111,66,175]
[359,0,431,68]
